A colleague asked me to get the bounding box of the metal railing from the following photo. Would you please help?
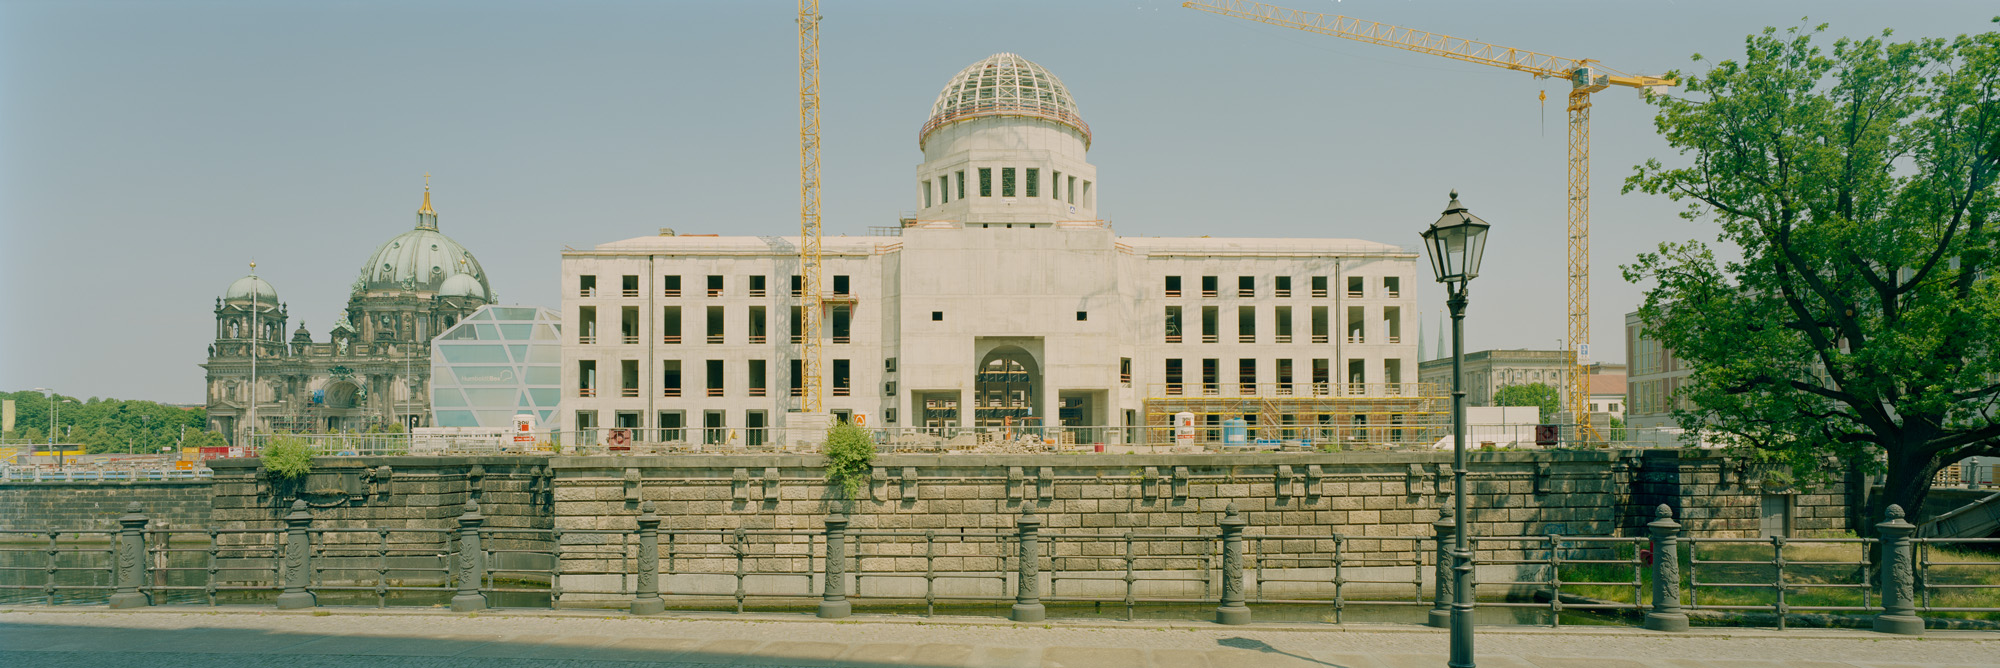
[2,503,1989,633]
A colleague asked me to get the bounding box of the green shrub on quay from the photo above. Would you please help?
[260,436,313,479]
[823,421,875,500]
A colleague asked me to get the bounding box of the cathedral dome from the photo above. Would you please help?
[354,185,490,297]
[438,272,486,300]
[224,274,278,304]
[921,53,1088,150]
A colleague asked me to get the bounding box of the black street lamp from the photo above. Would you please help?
[1421,190,1490,668]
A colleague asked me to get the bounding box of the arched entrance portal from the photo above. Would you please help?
[973,346,1041,427]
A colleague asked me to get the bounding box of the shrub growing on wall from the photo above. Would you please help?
[260,437,313,480]
[823,421,875,500]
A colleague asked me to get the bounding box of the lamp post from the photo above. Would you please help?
[1421,190,1491,668]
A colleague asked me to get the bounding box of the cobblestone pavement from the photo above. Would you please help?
[2,608,1995,667]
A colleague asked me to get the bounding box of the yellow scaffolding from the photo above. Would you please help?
[1141,383,1447,449]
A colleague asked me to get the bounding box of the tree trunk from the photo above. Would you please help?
[1880,449,1940,529]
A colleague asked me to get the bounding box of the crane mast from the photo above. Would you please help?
[1185,0,1672,441]
[798,0,824,414]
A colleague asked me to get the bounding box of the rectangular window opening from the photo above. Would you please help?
[1312,276,1328,299]
[621,275,639,298]
[748,306,767,344]
[1201,306,1219,344]
[1275,306,1292,344]
[663,275,681,298]
[578,306,597,344]
[1165,306,1182,343]
[707,275,724,297]
[1025,168,1039,197]
[979,168,993,197]
[1237,305,1256,344]
[579,275,596,298]
[1238,276,1255,298]
[706,306,724,344]
[1201,276,1218,298]
[662,361,681,398]
[1165,276,1181,298]
[749,275,766,298]
[706,359,724,397]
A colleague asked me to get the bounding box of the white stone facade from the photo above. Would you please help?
[557,54,1421,444]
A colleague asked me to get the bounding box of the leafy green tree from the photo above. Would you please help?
[1493,383,1562,419]
[1,390,206,454]
[1623,21,2000,523]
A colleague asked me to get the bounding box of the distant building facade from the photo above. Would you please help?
[1417,349,1573,408]
[202,185,493,442]
[556,53,1434,447]
[1624,310,1696,445]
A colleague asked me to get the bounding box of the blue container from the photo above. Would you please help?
[1222,417,1249,445]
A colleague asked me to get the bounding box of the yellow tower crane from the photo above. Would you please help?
[1184,0,1673,440]
[798,0,824,414]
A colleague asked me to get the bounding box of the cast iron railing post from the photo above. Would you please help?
[1429,505,1456,628]
[1215,503,1250,625]
[275,499,315,609]
[1642,504,1688,631]
[109,502,150,609]
[1011,504,1045,622]
[632,502,665,615]
[818,511,851,618]
[1873,504,1923,635]
[450,500,487,612]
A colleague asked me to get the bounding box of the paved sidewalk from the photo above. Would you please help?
[2,607,1995,667]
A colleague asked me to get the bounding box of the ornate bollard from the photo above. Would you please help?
[450,500,487,612]
[1428,505,1456,628]
[631,502,666,615]
[109,502,151,609]
[818,511,851,619]
[1873,504,1923,635]
[1215,503,1251,625]
[1643,504,1689,631]
[1011,504,1045,622]
[274,499,316,609]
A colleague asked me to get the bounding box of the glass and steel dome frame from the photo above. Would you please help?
[919,53,1090,150]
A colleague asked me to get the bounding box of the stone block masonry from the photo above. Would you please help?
[0,480,212,533]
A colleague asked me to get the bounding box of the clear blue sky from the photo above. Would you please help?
[2,0,1989,403]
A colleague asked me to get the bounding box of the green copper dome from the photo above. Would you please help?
[438,272,486,300]
[354,188,490,296]
[224,274,279,304]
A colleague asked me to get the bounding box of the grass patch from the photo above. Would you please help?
[1556,536,2000,622]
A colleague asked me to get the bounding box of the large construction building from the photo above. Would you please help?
[558,53,1434,446]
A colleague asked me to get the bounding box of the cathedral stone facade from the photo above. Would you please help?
[202,185,492,442]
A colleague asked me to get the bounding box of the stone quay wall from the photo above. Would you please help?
[0,480,213,534]
[202,457,557,584]
[2,450,1851,595]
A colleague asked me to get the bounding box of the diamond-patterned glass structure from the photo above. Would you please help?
[429,305,562,428]
[921,53,1089,149]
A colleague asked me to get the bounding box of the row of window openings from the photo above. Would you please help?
[574,356,1398,400]
[575,408,882,445]
[576,306,1093,345]
[577,274,851,299]
[1159,358,1403,396]
[1164,275,1399,300]
[576,305,861,345]
[1163,306,1401,344]
[921,168,1090,208]
[574,359,857,399]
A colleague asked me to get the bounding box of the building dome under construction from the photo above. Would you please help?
[921,53,1088,151]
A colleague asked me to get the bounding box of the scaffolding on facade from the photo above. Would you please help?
[1141,382,1447,448]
